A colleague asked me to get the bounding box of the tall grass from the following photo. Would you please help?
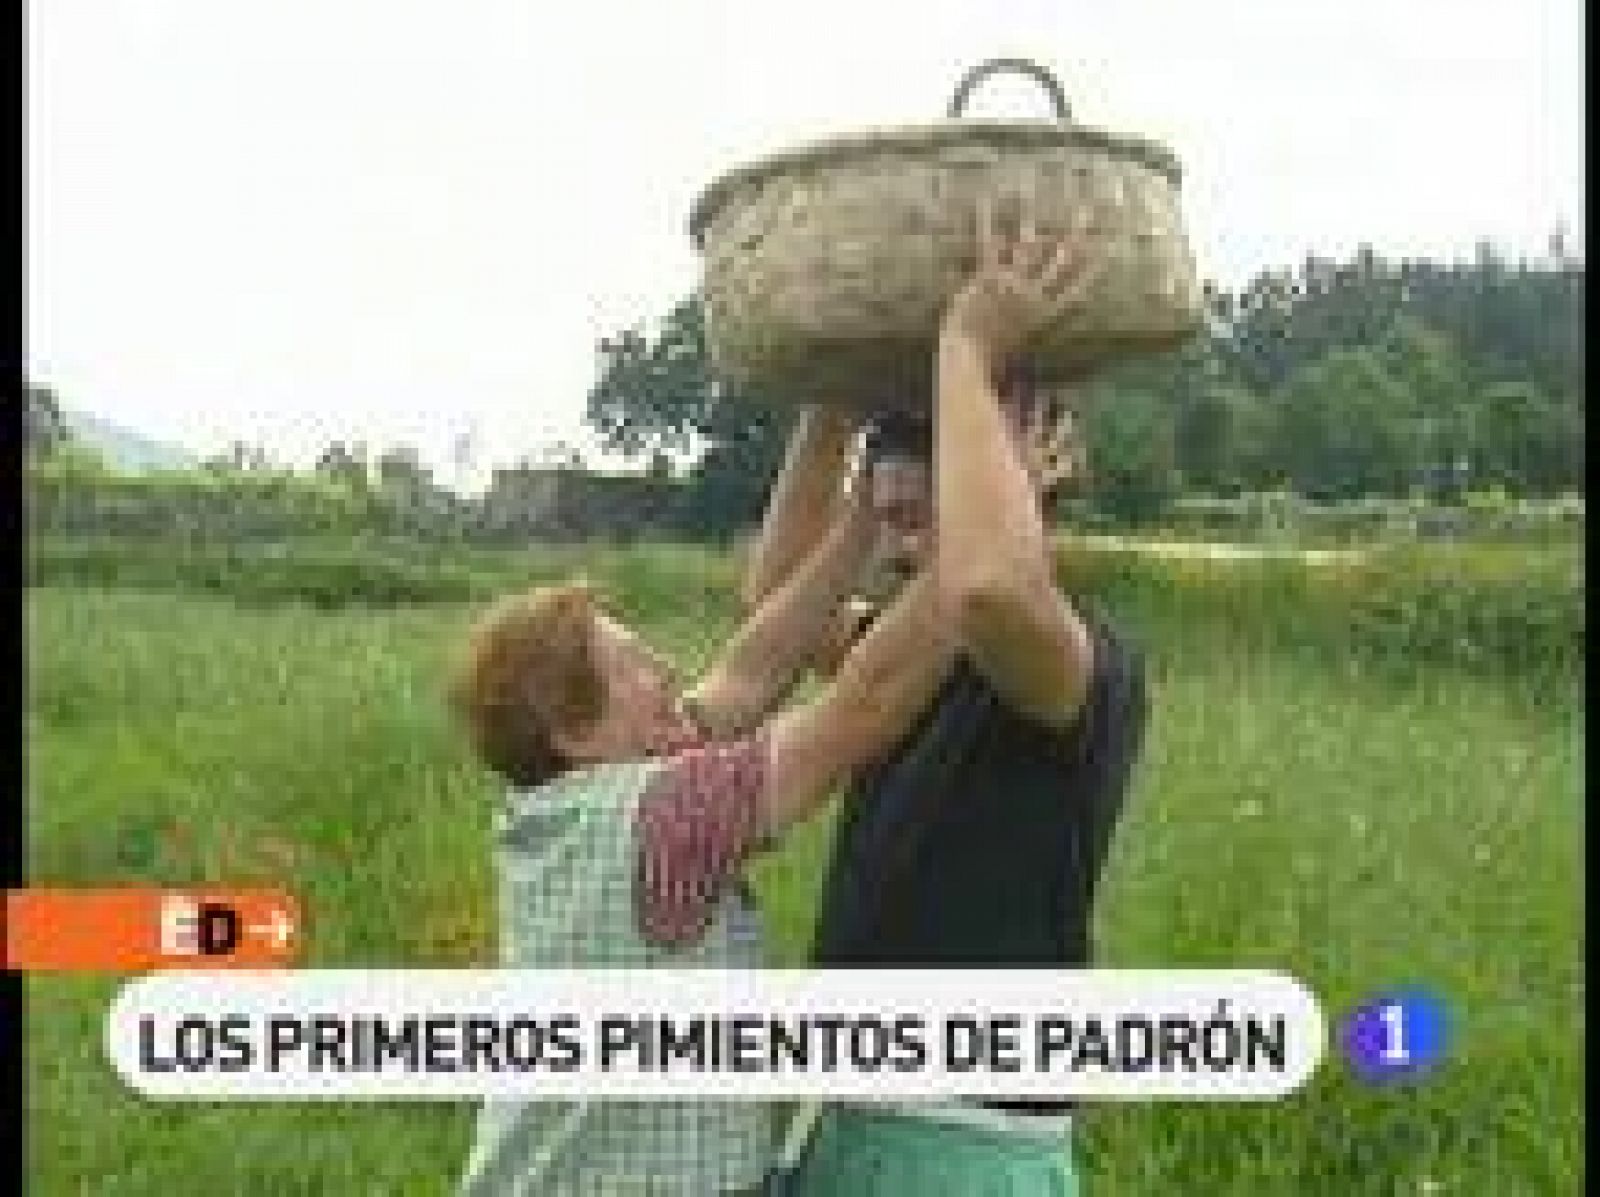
[22,544,1585,1194]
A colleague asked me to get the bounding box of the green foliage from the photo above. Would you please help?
[24,246,1585,547]
[1172,381,1271,494]
[27,537,482,608]
[1273,348,1417,499]
[24,535,739,618]
[314,442,373,490]
[26,457,480,542]
[1051,538,1582,685]
[587,297,792,537]
[1474,380,1585,493]
[1078,388,1179,520]
[24,383,73,456]
[1160,249,1582,503]
[1337,546,1584,680]
[583,250,1585,529]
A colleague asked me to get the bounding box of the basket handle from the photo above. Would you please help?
[947,58,1071,121]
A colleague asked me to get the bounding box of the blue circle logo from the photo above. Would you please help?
[1341,987,1450,1083]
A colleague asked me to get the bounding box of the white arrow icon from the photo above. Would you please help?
[246,906,296,951]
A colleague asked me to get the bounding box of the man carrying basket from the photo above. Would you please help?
[745,201,1150,1196]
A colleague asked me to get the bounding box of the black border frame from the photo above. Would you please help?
[8,0,30,1187]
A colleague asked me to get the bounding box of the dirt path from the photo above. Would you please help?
[1068,534,1368,566]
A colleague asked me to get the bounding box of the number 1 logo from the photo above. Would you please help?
[1378,1001,1409,1065]
[1342,987,1449,1083]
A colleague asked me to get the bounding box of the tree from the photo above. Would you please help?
[1274,349,1416,500]
[1376,316,1475,497]
[375,445,432,493]
[588,298,718,456]
[205,442,272,472]
[1079,388,1179,521]
[1173,381,1271,495]
[1473,381,1583,495]
[24,384,71,457]
[314,442,369,490]
[532,441,586,472]
[586,249,1585,522]
[587,295,790,537]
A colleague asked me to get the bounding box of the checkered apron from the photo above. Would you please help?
[458,759,775,1196]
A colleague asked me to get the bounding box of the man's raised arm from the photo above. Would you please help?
[934,201,1100,729]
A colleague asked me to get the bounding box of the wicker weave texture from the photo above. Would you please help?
[697,136,1201,405]
[693,60,1203,407]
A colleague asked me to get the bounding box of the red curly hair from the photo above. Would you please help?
[448,583,606,788]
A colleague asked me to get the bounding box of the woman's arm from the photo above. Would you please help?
[740,406,858,613]
[634,572,955,948]
[761,572,957,833]
[686,487,876,738]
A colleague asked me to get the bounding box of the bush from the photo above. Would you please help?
[1053,538,1583,684]
[26,538,487,608]
[28,535,1583,687]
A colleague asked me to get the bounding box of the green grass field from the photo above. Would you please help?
[23,544,1585,1195]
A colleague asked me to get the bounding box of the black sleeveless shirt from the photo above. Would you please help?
[810,609,1148,1107]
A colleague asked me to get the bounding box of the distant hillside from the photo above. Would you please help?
[63,410,197,472]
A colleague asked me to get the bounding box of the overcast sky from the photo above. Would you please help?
[26,0,1585,485]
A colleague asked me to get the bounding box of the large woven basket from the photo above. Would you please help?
[689,59,1204,410]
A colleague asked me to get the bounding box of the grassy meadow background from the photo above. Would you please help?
[24,533,1585,1195]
